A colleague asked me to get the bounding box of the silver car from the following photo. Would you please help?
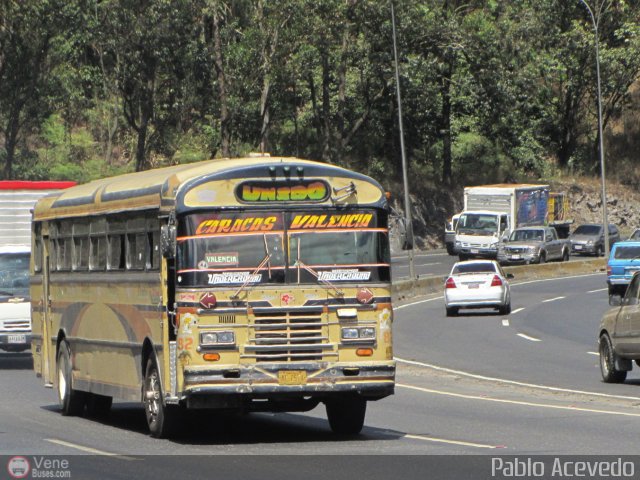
[570,223,620,256]
[599,271,640,383]
[444,260,513,317]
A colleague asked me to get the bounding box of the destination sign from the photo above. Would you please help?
[236,180,329,203]
[289,213,374,229]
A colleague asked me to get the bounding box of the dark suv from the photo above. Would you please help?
[569,223,620,256]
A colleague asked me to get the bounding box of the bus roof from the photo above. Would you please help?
[32,156,387,220]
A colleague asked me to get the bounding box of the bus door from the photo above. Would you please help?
[40,236,53,386]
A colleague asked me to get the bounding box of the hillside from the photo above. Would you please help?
[389,178,640,254]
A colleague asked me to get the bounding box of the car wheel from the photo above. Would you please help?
[599,334,627,383]
[499,302,511,315]
[57,340,87,416]
[446,244,456,256]
[562,248,570,262]
[458,254,468,262]
[446,306,458,317]
[596,245,604,257]
[538,251,546,264]
[325,396,367,435]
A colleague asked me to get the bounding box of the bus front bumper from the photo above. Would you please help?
[180,361,395,404]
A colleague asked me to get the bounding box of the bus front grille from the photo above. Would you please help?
[244,310,336,362]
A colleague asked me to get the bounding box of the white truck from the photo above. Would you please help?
[0,181,75,352]
[455,184,550,261]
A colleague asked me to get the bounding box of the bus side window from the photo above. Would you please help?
[89,235,107,270]
[127,233,147,270]
[149,231,160,270]
[108,234,124,270]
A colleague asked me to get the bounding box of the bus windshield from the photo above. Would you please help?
[177,210,390,287]
[0,252,30,298]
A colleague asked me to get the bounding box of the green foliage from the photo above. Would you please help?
[0,0,638,189]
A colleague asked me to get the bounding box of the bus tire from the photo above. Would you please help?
[143,356,177,438]
[57,340,86,416]
[325,397,367,435]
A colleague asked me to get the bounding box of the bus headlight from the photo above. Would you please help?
[200,331,235,346]
[341,327,376,342]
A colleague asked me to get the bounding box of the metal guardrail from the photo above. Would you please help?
[392,258,606,303]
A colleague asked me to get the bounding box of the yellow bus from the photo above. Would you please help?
[30,155,395,437]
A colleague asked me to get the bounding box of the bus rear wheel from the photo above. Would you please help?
[325,397,367,435]
[143,356,178,438]
[57,340,86,416]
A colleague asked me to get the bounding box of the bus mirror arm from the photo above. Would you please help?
[161,225,177,259]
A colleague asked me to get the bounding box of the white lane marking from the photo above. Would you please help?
[588,288,608,293]
[394,357,640,401]
[501,319,510,327]
[588,351,599,356]
[45,439,136,460]
[517,333,541,342]
[394,296,442,310]
[511,307,525,314]
[511,272,603,288]
[398,383,640,418]
[395,262,442,269]
[542,296,565,303]
[404,433,503,450]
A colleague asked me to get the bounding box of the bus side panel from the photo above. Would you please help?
[51,274,164,402]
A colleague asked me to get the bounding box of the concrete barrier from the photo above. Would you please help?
[392,258,606,303]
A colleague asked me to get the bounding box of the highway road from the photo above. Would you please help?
[391,248,601,281]
[3,272,640,479]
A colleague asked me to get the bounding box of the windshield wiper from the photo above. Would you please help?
[294,259,344,297]
[230,234,273,300]
[294,238,344,297]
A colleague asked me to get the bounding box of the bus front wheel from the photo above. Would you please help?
[143,356,178,438]
[325,397,367,435]
[57,340,86,416]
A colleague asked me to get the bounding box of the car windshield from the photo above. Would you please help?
[573,225,601,235]
[456,213,498,235]
[613,246,640,260]
[0,252,30,297]
[630,230,640,240]
[509,229,543,242]
[452,263,497,275]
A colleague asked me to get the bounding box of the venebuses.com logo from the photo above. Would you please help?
[7,456,30,479]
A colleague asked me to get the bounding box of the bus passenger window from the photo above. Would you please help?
[89,236,107,270]
[107,234,125,270]
[149,231,160,270]
[72,236,89,271]
[127,233,147,270]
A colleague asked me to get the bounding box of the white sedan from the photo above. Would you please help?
[444,260,512,317]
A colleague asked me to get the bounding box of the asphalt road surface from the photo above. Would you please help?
[3,272,640,479]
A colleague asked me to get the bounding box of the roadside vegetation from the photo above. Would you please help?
[0,1,639,195]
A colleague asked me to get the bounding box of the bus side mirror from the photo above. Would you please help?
[161,224,176,259]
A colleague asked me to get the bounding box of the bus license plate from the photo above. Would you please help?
[278,370,307,385]
[8,334,26,344]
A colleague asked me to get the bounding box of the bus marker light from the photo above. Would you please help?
[200,292,217,309]
[203,353,220,361]
[337,308,357,319]
[356,348,373,357]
